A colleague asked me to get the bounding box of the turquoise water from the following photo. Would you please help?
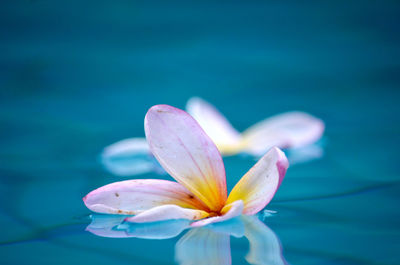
[1,1,399,264]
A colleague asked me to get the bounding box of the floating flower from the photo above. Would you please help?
[84,105,288,226]
[186,97,325,156]
[101,98,322,176]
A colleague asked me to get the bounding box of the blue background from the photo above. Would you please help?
[0,0,399,264]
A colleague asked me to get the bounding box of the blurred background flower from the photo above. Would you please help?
[101,97,324,177]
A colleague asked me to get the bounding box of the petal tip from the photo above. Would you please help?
[145,104,188,137]
[187,96,202,104]
[82,191,93,206]
[271,147,289,188]
[271,147,289,162]
[186,97,206,110]
[147,104,180,115]
[277,158,289,181]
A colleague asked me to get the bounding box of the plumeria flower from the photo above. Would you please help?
[101,98,322,177]
[84,105,288,227]
[186,97,325,156]
[86,214,287,265]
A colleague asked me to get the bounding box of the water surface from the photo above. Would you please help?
[0,1,399,264]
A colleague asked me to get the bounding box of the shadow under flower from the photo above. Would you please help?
[86,214,287,265]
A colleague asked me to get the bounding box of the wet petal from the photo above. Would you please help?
[190,200,244,227]
[125,204,209,223]
[242,111,324,156]
[241,215,287,265]
[175,228,231,265]
[145,104,227,212]
[101,138,165,176]
[226,147,289,215]
[186,97,242,154]
[83,179,208,215]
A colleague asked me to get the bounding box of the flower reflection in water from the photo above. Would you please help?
[175,227,232,265]
[86,214,287,265]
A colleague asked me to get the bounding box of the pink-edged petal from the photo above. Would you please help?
[186,97,242,155]
[190,200,244,227]
[145,104,227,212]
[226,147,289,215]
[125,204,209,223]
[175,228,231,265]
[83,179,208,215]
[241,215,287,265]
[241,111,325,156]
[101,137,165,176]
